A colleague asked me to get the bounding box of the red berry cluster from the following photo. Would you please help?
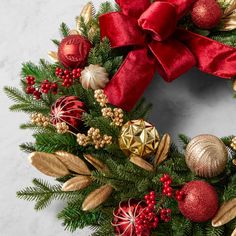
[25,76,59,99]
[135,191,159,235]
[160,174,173,197]
[55,67,81,88]
[40,80,58,94]
[175,190,185,201]
[25,76,42,99]
[160,208,172,222]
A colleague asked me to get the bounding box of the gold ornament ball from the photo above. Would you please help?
[119,119,160,158]
[185,134,228,178]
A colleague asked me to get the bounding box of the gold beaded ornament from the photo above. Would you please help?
[77,127,112,149]
[119,119,160,158]
[55,122,69,134]
[231,136,236,150]
[31,113,50,127]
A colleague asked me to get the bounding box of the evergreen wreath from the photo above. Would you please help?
[5,1,236,235]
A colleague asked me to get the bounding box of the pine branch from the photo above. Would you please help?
[58,200,101,232]
[19,142,36,153]
[60,22,70,37]
[17,179,78,210]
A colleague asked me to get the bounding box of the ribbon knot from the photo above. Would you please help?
[99,0,236,111]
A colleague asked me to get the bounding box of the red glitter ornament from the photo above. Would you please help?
[58,35,92,69]
[191,0,222,29]
[178,180,219,222]
[50,96,86,131]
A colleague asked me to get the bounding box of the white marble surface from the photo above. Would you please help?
[0,1,235,236]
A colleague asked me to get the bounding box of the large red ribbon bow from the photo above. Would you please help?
[99,0,236,111]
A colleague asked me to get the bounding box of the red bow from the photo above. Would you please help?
[99,0,236,111]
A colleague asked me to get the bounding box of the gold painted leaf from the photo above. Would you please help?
[130,156,154,172]
[154,133,171,167]
[212,198,236,227]
[29,152,69,177]
[83,154,109,173]
[231,227,236,236]
[55,151,91,175]
[62,175,92,191]
[82,184,113,211]
[48,51,59,62]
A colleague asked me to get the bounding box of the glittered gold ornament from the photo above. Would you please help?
[185,134,228,178]
[119,119,160,158]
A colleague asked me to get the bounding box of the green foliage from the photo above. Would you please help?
[17,179,78,210]
[60,22,70,37]
[58,200,101,232]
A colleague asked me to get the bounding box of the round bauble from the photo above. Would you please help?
[119,119,160,158]
[50,96,86,131]
[185,134,228,178]
[80,64,109,90]
[58,35,92,69]
[191,0,222,29]
[112,199,147,236]
[178,180,219,222]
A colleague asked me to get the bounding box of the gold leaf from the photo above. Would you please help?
[154,133,171,167]
[130,156,154,172]
[232,227,236,236]
[221,12,236,31]
[55,151,91,175]
[233,79,236,91]
[223,0,236,16]
[76,2,95,33]
[29,152,69,177]
[48,51,59,62]
[82,184,113,211]
[83,154,109,173]
[212,198,236,227]
[69,29,80,35]
[62,175,92,191]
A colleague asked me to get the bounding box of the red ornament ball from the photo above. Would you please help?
[112,199,148,236]
[58,35,92,69]
[191,0,222,29]
[50,96,86,131]
[178,180,218,222]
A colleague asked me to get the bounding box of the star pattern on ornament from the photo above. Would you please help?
[119,119,159,158]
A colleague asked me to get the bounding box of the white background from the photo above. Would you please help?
[0,1,235,236]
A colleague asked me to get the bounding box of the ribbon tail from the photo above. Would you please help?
[149,39,196,82]
[104,48,156,111]
[176,29,236,79]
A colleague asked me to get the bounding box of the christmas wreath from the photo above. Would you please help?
[4,0,236,235]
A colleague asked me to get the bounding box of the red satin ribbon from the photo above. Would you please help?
[100,0,236,111]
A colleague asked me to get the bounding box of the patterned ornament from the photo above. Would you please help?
[50,96,86,131]
[178,180,219,222]
[119,119,159,158]
[80,64,109,90]
[191,0,223,29]
[112,199,147,236]
[185,134,228,178]
[58,35,92,69]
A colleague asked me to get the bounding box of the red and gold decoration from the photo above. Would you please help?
[100,0,236,110]
[185,134,228,178]
[191,0,222,29]
[58,35,92,69]
[112,192,159,236]
[119,119,160,158]
[178,180,219,222]
[50,96,86,131]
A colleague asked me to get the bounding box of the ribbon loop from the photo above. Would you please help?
[99,12,145,48]
[138,2,177,41]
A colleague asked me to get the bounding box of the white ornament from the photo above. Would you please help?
[80,64,109,90]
